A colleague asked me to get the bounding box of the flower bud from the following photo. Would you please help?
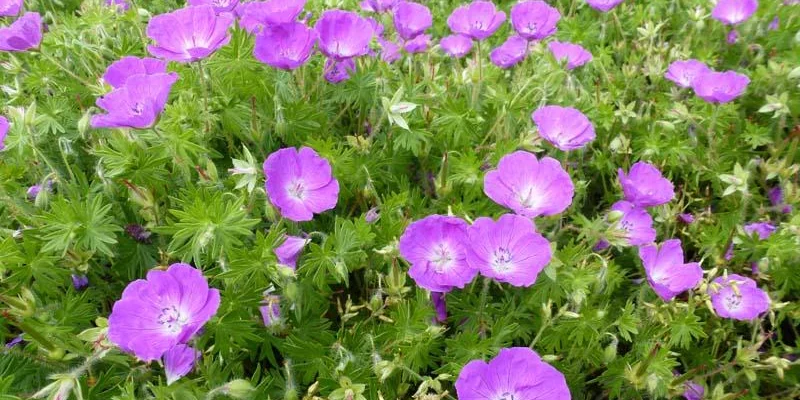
[223,379,255,399]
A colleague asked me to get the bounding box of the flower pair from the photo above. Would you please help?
[440,1,505,58]
[489,0,560,69]
[665,60,749,104]
[243,0,318,71]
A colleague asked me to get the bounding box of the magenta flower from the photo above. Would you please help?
[510,0,560,41]
[163,344,200,385]
[664,59,710,88]
[683,381,704,400]
[108,263,220,362]
[440,34,473,58]
[393,1,432,41]
[263,147,339,222]
[679,213,695,224]
[275,235,309,270]
[484,151,574,217]
[618,161,675,207]
[146,5,234,63]
[324,58,356,83]
[315,10,374,60]
[692,70,749,103]
[712,0,758,25]
[403,33,430,53]
[586,0,624,12]
[105,0,129,11]
[259,295,281,326]
[0,116,7,151]
[91,73,178,129]
[548,41,592,70]
[446,1,506,41]
[361,0,397,13]
[610,201,656,246]
[709,274,770,320]
[103,56,167,89]
[431,292,447,323]
[188,0,240,14]
[726,29,739,44]
[532,105,595,151]
[743,222,776,240]
[398,215,476,293]
[0,0,22,16]
[238,0,306,33]
[378,38,401,63]
[253,22,316,70]
[0,12,42,52]
[489,35,529,69]
[456,347,571,399]
[466,214,552,287]
[639,239,703,301]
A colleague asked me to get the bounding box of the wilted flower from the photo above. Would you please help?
[768,16,779,30]
[712,0,758,25]
[594,239,611,252]
[275,235,309,270]
[548,41,592,70]
[489,35,529,69]
[743,222,776,240]
[709,274,770,320]
[679,213,695,224]
[324,58,356,83]
[102,56,168,89]
[253,22,316,70]
[90,73,178,129]
[365,207,380,223]
[188,0,239,14]
[446,1,506,41]
[105,0,129,11]
[146,5,234,63]
[609,201,656,246]
[398,215,476,292]
[484,150,574,217]
[0,0,23,16]
[586,0,624,12]
[455,347,571,399]
[532,105,596,151]
[71,274,89,291]
[0,116,7,150]
[259,295,281,326]
[618,161,675,207]
[431,292,447,323]
[403,33,430,53]
[238,0,306,33]
[692,71,750,103]
[639,239,703,301]
[510,0,560,41]
[163,344,200,385]
[683,381,704,400]
[5,335,23,348]
[263,147,339,222]
[125,224,153,243]
[768,186,791,214]
[378,38,401,63]
[726,29,738,44]
[466,214,552,287]
[27,180,53,200]
[0,12,42,52]
[315,10,374,60]
[393,1,432,41]
[440,34,473,58]
[108,263,220,361]
[664,59,710,88]
[361,0,397,13]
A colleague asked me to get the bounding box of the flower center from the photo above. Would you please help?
[157,305,188,334]
[287,180,306,201]
[526,22,537,33]
[131,102,144,115]
[517,186,539,210]
[491,247,514,273]
[723,292,743,311]
[494,392,518,400]
[618,219,632,232]
[430,243,454,273]
[212,0,230,6]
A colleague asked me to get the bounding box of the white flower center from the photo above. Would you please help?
[429,243,454,273]
[491,247,514,273]
[287,180,307,201]
[723,292,743,311]
[516,186,541,210]
[494,392,518,400]
[157,305,188,334]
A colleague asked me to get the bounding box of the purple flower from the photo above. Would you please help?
[108,263,220,362]
[26,185,40,199]
[610,201,656,246]
[253,22,316,70]
[0,12,42,52]
[466,214,552,287]
[489,35,529,69]
[398,215,476,292]
[103,56,168,89]
[275,235,309,270]
[639,239,703,301]
[378,38,401,63]
[238,0,306,33]
[259,295,281,326]
[743,222,776,240]
[594,239,611,252]
[71,274,89,291]
[431,292,447,323]
[365,207,380,223]
[403,33,430,53]
[146,5,234,63]
[683,381,704,400]
[724,242,734,261]
[484,151,574,217]
[368,17,385,37]
[446,1,506,41]
[163,344,200,385]
[0,0,23,16]
[315,10,374,60]
[440,34,473,58]
[324,58,356,83]
[709,274,770,320]
[263,147,339,222]
[679,213,695,224]
[692,71,749,103]
[90,73,178,129]
[188,0,240,14]
[0,116,8,151]
[125,224,153,243]
[618,161,675,207]
[393,1,432,41]
[510,1,560,41]
[5,335,23,348]
[664,59,710,88]
[726,29,739,44]
[548,41,592,70]
[532,105,595,151]
[105,0,129,11]
[456,347,570,399]
[768,17,779,30]
[768,186,792,213]
[712,0,758,25]
[586,0,624,12]
[361,0,397,13]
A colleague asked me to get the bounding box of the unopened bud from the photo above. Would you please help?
[223,379,255,399]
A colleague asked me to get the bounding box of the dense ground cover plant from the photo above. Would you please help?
[1,0,799,398]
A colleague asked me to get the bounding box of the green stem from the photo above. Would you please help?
[477,277,491,335]
[38,51,94,87]
[15,320,57,352]
[196,60,211,134]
